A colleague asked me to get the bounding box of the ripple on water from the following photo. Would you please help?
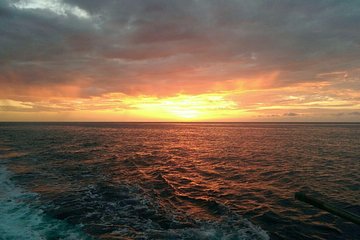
[0,122,359,239]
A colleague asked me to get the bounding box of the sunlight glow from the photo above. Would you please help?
[130,94,239,121]
[170,109,199,119]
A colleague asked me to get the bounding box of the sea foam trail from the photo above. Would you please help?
[0,166,91,240]
[60,181,270,239]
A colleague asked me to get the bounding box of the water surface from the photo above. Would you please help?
[0,123,359,239]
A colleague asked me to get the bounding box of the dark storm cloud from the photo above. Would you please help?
[283,112,299,117]
[1,0,360,99]
[349,111,360,116]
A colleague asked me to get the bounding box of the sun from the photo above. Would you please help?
[170,109,200,119]
[121,93,241,121]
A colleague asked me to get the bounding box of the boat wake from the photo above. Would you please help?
[0,166,91,239]
[43,172,269,239]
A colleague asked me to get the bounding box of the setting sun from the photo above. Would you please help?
[170,109,199,119]
[127,94,241,121]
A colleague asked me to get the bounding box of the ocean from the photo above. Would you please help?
[0,122,359,239]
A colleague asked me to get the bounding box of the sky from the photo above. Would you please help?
[0,0,360,122]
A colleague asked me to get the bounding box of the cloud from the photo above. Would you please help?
[348,111,360,116]
[283,112,299,117]
[11,0,90,18]
[0,0,360,121]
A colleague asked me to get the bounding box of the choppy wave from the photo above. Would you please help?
[45,180,269,239]
[1,122,359,239]
[0,166,91,240]
[0,165,269,239]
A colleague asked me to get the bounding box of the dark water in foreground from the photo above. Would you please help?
[0,123,359,239]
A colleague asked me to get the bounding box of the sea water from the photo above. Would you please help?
[0,123,359,239]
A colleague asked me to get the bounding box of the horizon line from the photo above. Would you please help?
[1,121,359,124]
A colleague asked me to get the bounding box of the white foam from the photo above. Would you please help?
[167,217,270,240]
[0,167,91,240]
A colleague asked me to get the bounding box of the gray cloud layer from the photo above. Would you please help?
[1,0,360,99]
